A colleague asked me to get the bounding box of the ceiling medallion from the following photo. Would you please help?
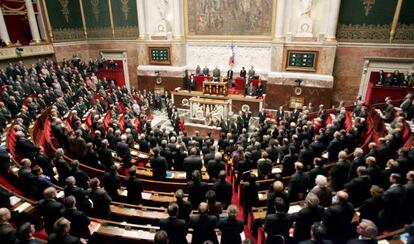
[361,0,375,16]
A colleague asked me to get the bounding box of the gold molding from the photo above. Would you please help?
[389,0,403,43]
[41,0,53,42]
[337,23,390,42]
[108,0,115,38]
[183,0,275,40]
[79,0,88,38]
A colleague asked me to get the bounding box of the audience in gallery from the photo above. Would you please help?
[0,57,414,244]
[375,69,413,87]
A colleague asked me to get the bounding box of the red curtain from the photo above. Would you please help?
[96,60,126,87]
[0,0,38,45]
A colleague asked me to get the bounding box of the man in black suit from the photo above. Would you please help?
[298,140,314,169]
[348,148,365,180]
[190,202,218,244]
[294,193,325,242]
[159,203,188,244]
[218,204,244,244]
[116,135,132,168]
[288,162,310,202]
[150,147,168,180]
[306,158,326,188]
[125,167,143,204]
[61,196,90,239]
[405,171,414,222]
[187,170,208,210]
[226,69,233,88]
[87,178,112,219]
[345,166,371,207]
[282,146,298,176]
[379,173,406,230]
[53,148,71,186]
[70,160,89,190]
[18,158,38,198]
[98,139,114,169]
[38,187,63,234]
[257,152,273,179]
[323,191,355,244]
[212,171,232,208]
[330,151,351,191]
[264,197,294,244]
[240,67,247,79]
[15,131,39,161]
[298,222,333,244]
[327,132,342,163]
[0,208,16,244]
[47,217,84,244]
[102,165,121,201]
[175,189,192,222]
[346,219,378,244]
[64,176,91,213]
[266,181,289,215]
[207,152,225,181]
[183,148,202,181]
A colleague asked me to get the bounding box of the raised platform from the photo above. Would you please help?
[171,90,264,115]
[184,123,222,140]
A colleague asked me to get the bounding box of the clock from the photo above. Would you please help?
[294,87,303,96]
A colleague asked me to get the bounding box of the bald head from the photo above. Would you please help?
[198,202,208,214]
[0,208,11,223]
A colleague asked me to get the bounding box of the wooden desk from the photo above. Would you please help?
[136,167,210,182]
[203,81,228,96]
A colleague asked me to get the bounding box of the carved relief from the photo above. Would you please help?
[361,0,375,16]
[394,24,414,43]
[186,44,271,72]
[53,28,86,41]
[121,0,130,21]
[337,24,389,42]
[90,0,100,22]
[58,0,70,23]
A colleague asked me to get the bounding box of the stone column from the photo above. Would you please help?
[136,0,146,39]
[172,0,183,38]
[274,0,286,40]
[25,0,41,43]
[0,7,10,45]
[325,0,341,41]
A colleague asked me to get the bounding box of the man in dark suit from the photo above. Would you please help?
[61,196,90,239]
[298,140,314,169]
[87,178,112,219]
[327,132,342,163]
[98,139,114,169]
[348,148,365,180]
[207,152,225,181]
[345,166,371,207]
[0,208,16,244]
[187,170,208,210]
[264,197,294,244]
[116,135,132,168]
[257,152,273,179]
[63,176,91,213]
[15,131,39,161]
[298,222,333,244]
[294,193,325,242]
[18,158,38,198]
[175,189,192,223]
[38,187,63,234]
[323,191,355,244]
[202,65,209,76]
[307,158,326,188]
[183,148,202,181]
[240,67,247,79]
[53,148,71,186]
[190,202,218,244]
[282,146,298,176]
[266,181,289,215]
[150,147,168,180]
[212,171,232,208]
[102,165,121,201]
[159,203,188,244]
[47,217,83,244]
[346,219,378,244]
[218,204,244,244]
[125,167,143,204]
[379,173,406,230]
[330,151,351,191]
[288,162,310,202]
[227,69,233,88]
[404,171,414,222]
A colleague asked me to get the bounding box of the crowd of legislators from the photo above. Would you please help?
[0,57,413,244]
